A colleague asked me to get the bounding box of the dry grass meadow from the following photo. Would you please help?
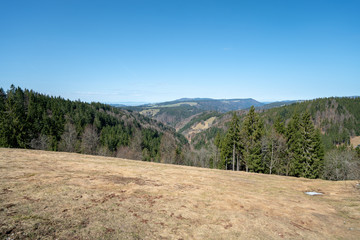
[1,148,359,239]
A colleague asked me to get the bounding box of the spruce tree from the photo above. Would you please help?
[214,132,222,168]
[0,88,6,146]
[220,113,241,170]
[241,106,264,172]
[311,128,325,178]
[220,133,232,169]
[286,112,324,178]
[300,112,324,178]
[274,116,285,135]
[299,111,316,177]
[285,113,302,176]
[0,86,29,148]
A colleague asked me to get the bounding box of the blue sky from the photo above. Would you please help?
[1,0,359,103]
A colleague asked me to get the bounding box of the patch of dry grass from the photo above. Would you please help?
[350,136,360,147]
[140,109,160,117]
[1,148,359,239]
[157,102,198,108]
[192,117,216,131]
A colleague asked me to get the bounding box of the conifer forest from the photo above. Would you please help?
[1,85,359,180]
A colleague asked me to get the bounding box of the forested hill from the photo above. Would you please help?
[0,85,188,163]
[261,97,360,149]
[184,98,359,180]
[189,97,360,151]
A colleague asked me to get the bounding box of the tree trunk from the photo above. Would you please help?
[236,155,239,171]
[215,149,218,169]
[232,143,235,171]
[270,139,274,175]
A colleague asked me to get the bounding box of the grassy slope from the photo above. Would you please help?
[1,149,359,240]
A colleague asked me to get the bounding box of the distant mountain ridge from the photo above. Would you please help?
[125,98,265,128]
[257,100,301,110]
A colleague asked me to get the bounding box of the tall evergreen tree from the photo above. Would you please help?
[214,132,222,169]
[299,112,324,178]
[274,116,285,135]
[286,113,302,176]
[0,86,29,148]
[311,128,325,178]
[241,106,264,172]
[220,113,241,170]
[0,88,7,147]
[286,112,324,178]
[220,133,232,169]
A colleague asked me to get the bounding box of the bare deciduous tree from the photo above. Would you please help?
[323,149,360,180]
[81,124,99,154]
[117,129,142,160]
[262,129,287,175]
[159,133,176,164]
[30,134,50,150]
[59,122,77,152]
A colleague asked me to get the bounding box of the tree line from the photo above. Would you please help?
[0,85,186,163]
[1,85,358,179]
[213,106,359,179]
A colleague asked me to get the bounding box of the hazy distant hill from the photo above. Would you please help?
[110,102,149,107]
[125,98,264,128]
[149,98,264,112]
[256,100,300,110]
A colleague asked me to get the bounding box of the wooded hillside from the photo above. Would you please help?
[0,85,188,164]
[187,99,360,180]
[1,86,359,180]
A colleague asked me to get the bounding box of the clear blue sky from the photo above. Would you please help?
[1,0,359,103]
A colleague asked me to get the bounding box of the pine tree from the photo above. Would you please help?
[0,88,7,146]
[299,112,315,177]
[214,132,222,169]
[220,131,233,170]
[274,116,285,135]
[299,112,324,178]
[229,113,241,170]
[286,112,324,178]
[0,88,5,111]
[0,86,29,148]
[220,113,241,170]
[311,128,325,178]
[241,106,264,172]
[285,113,302,176]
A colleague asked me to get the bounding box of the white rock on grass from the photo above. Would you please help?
[305,191,323,196]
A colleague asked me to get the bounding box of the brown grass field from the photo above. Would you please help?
[1,148,359,239]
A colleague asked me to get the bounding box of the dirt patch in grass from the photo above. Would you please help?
[101,175,146,185]
[1,148,360,239]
